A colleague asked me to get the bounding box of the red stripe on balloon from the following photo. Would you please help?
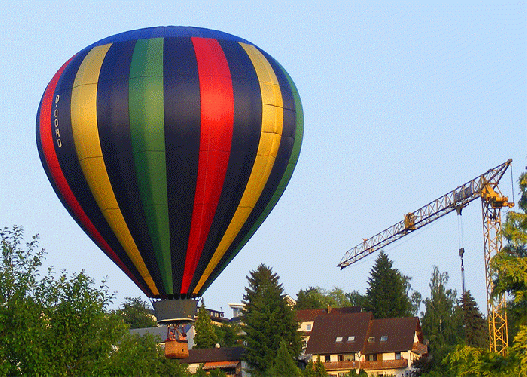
[38,58,148,295]
[181,37,234,293]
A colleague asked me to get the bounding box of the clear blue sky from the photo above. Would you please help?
[0,0,525,315]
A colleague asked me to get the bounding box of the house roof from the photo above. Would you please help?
[363,317,421,354]
[181,347,245,364]
[305,312,373,355]
[296,306,362,322]
[305,312,423,356]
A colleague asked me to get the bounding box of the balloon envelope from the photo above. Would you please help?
[36,27,303,299]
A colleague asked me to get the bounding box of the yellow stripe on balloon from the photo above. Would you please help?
[193,43,284,293]
[70,44,159,296]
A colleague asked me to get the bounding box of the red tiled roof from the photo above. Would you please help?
[363,317,420,354]
[295,306,362,322]
[202,361,240,370]
[181,347,245,364]
[305,312,373,355]
[305,313,424,357]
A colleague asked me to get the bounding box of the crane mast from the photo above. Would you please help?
[339,159,513,355]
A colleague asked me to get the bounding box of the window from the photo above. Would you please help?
[335,336,343,342]
[367,354,377,361]
[347,336,355,342]
[344,354,355,361]
[396,352,402,360]
[324,355,331,362]
[368,336,375,343]
[306,324,312,331]
[338,354,344,361]
[380,335,388,342]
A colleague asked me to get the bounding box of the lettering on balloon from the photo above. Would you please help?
[53,95,62,148]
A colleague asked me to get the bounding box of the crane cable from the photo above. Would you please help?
[457,211,466,296]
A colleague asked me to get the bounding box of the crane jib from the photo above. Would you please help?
[338,159,512,268]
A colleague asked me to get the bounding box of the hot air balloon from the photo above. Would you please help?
[36,26,303,357]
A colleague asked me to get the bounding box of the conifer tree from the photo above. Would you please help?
[242,264,301,374]
[421,266,463,371]
[194,303,219,349]
[461,290,487,348]
[266,340,301,377]
[365,251,414,318]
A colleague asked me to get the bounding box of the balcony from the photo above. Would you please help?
[323,358,409,371]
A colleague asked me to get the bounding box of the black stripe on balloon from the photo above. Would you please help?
[200,51,298,294]
[188,39,262,293]
[97,41,166,297]
[163,36,201,296]
[52,49,151,296]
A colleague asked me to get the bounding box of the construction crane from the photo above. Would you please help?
[338,159,514,355]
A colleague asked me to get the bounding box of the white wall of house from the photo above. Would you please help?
[299,321,314,332]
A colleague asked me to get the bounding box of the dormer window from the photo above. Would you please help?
[335,336,343,342]
[380,335,388,342]
[368,336,375,343]
[347,336,355,342]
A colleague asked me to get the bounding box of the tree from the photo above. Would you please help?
[114,296,157,329]
[266,340,301,377]
[100,332,191,376]
[302,359,328,377]
[420,266,463,374]
[194,303,219,349]
[347,290,368,310]
[296,287,325,309]
[0,225,191,376]
[296,286,356,310]
[365,251,414,318]
[242,264,302,374]
[215,322,240,347]
[461,290,487,348]
[0,226,128,376]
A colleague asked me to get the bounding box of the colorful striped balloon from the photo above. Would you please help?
[36,27,303,299]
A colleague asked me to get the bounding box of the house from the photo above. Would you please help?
[301,310,427,377]
[296,306,362,346]
[181,347,247,377]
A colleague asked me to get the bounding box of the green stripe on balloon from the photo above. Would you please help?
[128,37,173,294]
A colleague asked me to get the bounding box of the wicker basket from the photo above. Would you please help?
[165,339,189,359]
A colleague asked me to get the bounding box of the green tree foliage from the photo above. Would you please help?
[365,251,415,318]
[296,287,325,309]
[461,290,487,348]
[296,286,357,309]
[347,290,368,309]
[266,340,301,377]
[99,332,190,376]
[194,303,219,349]
[0,226,125,376]
[420,266,463,374]
[0,226,191,376]
[302,359,329,377]
[215,322,241,347]
[242,264,302,374]
[114,296,157,329]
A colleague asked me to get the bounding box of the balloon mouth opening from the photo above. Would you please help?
[153,298,199,325]
[151,293,199,300]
